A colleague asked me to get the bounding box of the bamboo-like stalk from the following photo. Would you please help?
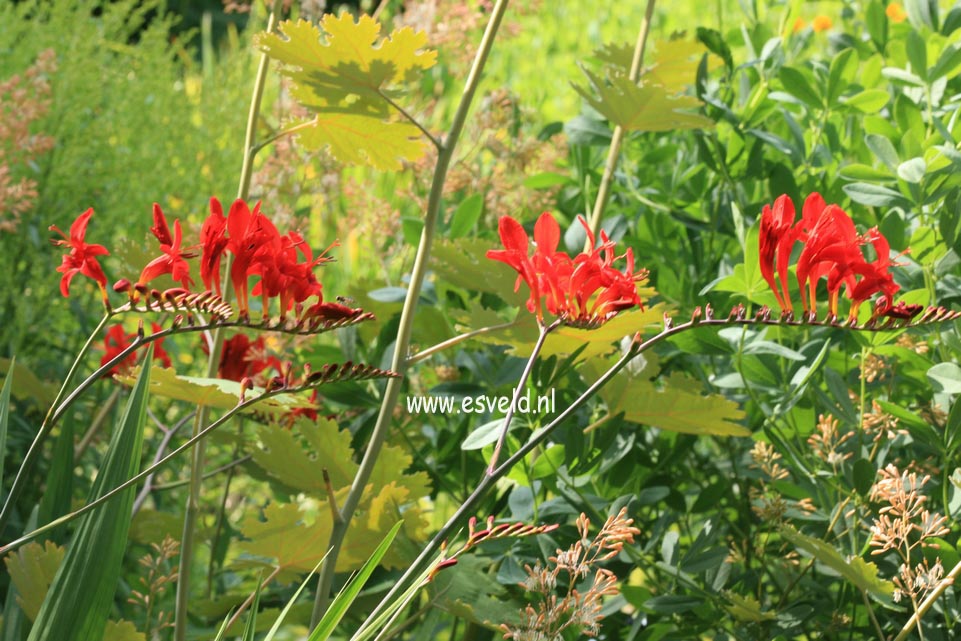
[173,2,283,639]
[309,0,512,627]
[584,0,657,244]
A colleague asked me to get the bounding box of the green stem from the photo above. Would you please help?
[0,382,306,556]
[584,0,656,243]
[174,2,282,638]
[0,311,112,534]
[487,319,559,474]
[406,319,520,365]
[309,0,511,627]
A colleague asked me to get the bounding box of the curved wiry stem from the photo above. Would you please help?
[356,301,961,631]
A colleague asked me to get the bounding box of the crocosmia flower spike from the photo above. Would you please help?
[487,212,647,328]
[759,193,917,321]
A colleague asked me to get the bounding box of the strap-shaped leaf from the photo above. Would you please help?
[0,358,12,490]
[27,350,152,641]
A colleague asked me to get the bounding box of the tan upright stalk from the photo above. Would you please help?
[309,0,511,626]
[584,0,656,245]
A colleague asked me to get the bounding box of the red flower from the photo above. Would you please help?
[487,212,646,327]
[758,193,907,320]
[50,208,110,299]
[101,322,172,377]
[253,232,332,320]
[139,204,197,289]
[200,198,229,295]
[210,334,282,382]
[225,199,282,318]
[759,194,799,311]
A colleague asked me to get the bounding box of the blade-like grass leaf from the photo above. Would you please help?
[27,350,153,641]
[309,521,403,640]
[0,357,13,490]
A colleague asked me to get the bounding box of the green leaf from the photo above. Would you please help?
[251,419,431,502]
[4,541,65,621]
[241,575,262,641]
[118,365,315,413]
[448,194,484,239]
[839,163,894,181]
[842,182,912,208]
[724,592,776,622]
[244,421,429,576]
[780,526,894,597]
[255,15,436,169]
[841,89,890,113]
[928,363,961,394]
[0,358,57,406]
[905,30,928,81]
[430,238,528,307]
[37,417,74,545]
[27,350,152,641]
[461,418,521,450]
[778,66,823,109]
[865,0,888,51]
[293,114,426,171]
[102,620,145,641]
[573,69,714,132]
[0,358,12,489]
[827,49,857,106]
[865,134,901,172]
[428,555,521,629]
[897,157,926,183]
[930,44,961,79]
[307,521,402,641]
[585,356,749,437]
[257,16,435,101]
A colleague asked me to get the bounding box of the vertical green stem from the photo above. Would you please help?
[309,0,511,627]
[584,0,656,243]
[0,311,112,534]
[172,3,282,639]
[487,319,559,474]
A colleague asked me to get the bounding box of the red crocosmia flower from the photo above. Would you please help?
[49,208,110,299]
[487,212,646,327]
[253,232,332,319]
[200,198,229,295]
[759,193,909,320]
[100,323,172,377]
[759,194,799,311]
[139,204,197,290]
[212,334,282,382]
[225,199,282,317]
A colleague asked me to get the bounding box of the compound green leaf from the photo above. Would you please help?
[293,114,426,171]
[255,15,436,169]
[118,366,315,413]
[251,418,431,501]
[585,357,749,437]
[780,526,894,597]
[102,620,145,641]
[574,69,714,132]
[4,541,65,621]
[724,592,776,622]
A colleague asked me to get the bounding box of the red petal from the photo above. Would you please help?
[497,216,529,253]
[534,212,560,254]
[150,203,173,246]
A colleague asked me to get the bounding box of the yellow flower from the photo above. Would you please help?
[886,3,907,23]
[792,17,806,32]
[812,15,832,32]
